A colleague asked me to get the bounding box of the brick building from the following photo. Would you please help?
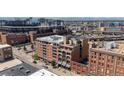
[0,44,13,62]
[36,35,89,75]
[89,41,124,76]
[29,31,37,43]
[71,61,88,75]
[0,32,29,45]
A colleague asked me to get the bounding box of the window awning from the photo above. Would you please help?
[62,62,66,66]
[66,64,71,68]
[58,61,62,65]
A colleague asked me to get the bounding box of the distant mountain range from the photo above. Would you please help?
[1,17,124,21]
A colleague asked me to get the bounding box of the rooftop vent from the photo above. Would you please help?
[25,70,31,74]
[104,41,117,49]
[19,66,24,70]
[92,43,97,48]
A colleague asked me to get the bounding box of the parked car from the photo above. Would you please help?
[43,65,48,69]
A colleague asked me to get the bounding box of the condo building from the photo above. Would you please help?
[0,44,13,62]
[36,35,89,75]
[89,41,124,76]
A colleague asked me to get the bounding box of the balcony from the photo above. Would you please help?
[66,55,71,58]
[53,53,57,56]
[52,50,57,53]
[53,55,56,58]
[67,52,71,55]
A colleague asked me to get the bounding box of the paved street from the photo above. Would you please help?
[12,44,79,76]
[12,46,42,69]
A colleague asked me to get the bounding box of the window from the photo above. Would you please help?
[102,63,104,66]
[91,60,93,62]
[106,70,110,74]
[101,68,104,72]
[94,52,96,55]
[67,52,71,55]
[111,60,114,63]
[73,67,76,70]
[107,64,110,67]
[77,72,80,74]
[73,63,76,66]
[53,55,56,58]
[122,58,124,61]
[77,65,81,67]
[98,62,101,65]
[112,56,114,59]
[117,57,120,60]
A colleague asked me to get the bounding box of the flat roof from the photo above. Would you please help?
[0,62,38,76]
[30,69,58,76]
[0,59,22,71]
[37,35,64,44]
[0,44,11,49]
[91,42,124,56]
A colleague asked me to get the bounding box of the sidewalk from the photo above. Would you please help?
[41,62,79,76]
[12,47,79,76]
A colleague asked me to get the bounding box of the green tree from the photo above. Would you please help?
[51,60,56,67]
[33,60,37,64]
[33,53,39,60]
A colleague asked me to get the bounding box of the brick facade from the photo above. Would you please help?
[71,61,88,75]
[36,35,89,73]
[89,46,124,76]
[0,32,29,45]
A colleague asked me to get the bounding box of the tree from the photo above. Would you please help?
[33,60,37,64]
[33,53,39,60]
[51,60,56,67]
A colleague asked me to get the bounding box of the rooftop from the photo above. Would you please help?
[30,69,58,76]
[37,35,64,44]
[0,44,11,49]
[0,59,22,71]
[0,62,38,76]
[91,41,124,56]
